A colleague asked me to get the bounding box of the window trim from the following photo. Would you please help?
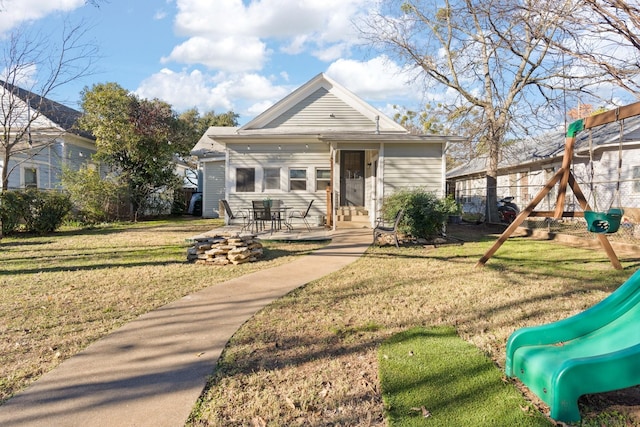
[315,168,331,192]
[263,167,281,191]
[23,166,38,188]
[236,167,255,193]
[289,168,307,192]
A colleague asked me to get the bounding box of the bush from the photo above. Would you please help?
[21,189,73,234]
[381,188,451,239]
[62,167,128,223]
[0,191,27,235]
[0,189,72,235]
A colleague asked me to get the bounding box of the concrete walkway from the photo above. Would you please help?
[0,229,372,427]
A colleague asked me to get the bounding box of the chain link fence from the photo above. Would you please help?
[453,177,640,245]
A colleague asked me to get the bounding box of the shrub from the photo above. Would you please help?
[0,191,27,235]
[62,167,128,224]
[0,189,72,235]
[21,189,73,234]
[381,188,451,239]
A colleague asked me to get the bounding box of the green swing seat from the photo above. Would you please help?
[584,208,624,234]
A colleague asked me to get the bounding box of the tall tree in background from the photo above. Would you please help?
[361,0,582,222]
[560,0,640,98]
[178,108,239,187]
[79,83,192,220]
[79,83,239,220]
[0,22,98,191]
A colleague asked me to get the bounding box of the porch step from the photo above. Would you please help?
[335,206,370,228]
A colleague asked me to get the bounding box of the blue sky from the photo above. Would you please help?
[0,0,423,125]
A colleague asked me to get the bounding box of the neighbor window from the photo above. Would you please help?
[634,166,640,193]
[316,169,330,191]
[24,167,37,188]
[289,169,307,191]
[236,167,255,192]
[264,167,280,190]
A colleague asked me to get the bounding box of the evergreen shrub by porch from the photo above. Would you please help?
[381,189,452,239]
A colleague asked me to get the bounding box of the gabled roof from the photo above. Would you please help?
[239,73,407,134]
[0,80,90,138]
[447,115,640,179]
[190,126,238,158]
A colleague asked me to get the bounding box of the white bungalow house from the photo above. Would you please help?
[447,114,640,223]
[0,81,97,190]
[192,73,465,228]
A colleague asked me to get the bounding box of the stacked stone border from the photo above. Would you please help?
[187,234,263,265]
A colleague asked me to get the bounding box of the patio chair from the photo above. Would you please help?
[373,209,404,248]
[252,200,273,232]
[221,200,248,229]
[286,200,314,232]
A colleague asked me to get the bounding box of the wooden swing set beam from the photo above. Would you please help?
[474,102,640,270]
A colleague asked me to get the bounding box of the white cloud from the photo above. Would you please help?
[166,0,370,71]
[135,68,292,122]
[0,0,85,33]
[162,36,269,72]
[136,68,232,112]
[326,56,420,101]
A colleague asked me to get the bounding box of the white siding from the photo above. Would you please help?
[263,88,374,130]
[382,143,444,197]
[226,142,330,223]
[202,160,225,219]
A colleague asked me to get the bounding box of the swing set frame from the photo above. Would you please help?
[477,101,640,270]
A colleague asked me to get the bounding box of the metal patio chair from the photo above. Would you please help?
[221,199,248,229]
[286,200,314,232]
[373,209,404,248]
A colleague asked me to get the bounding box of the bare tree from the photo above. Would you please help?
[0,21,98,191]
[560,0,640,97]
[360,0,584,221]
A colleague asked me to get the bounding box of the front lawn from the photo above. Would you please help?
[187,224,639,426]
[0,218,326,403]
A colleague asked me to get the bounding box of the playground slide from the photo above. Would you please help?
[505,269,640,423]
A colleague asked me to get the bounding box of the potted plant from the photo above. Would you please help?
[441,195,463,224]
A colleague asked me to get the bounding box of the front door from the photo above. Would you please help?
[340,151,364,206]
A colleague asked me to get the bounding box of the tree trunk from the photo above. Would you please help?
[2,149,10,191]
[485,119,503,223]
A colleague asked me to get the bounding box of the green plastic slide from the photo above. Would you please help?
[505,269,640,423]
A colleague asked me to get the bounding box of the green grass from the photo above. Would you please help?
[2,220,640,425]
[188,226,640,425]
[0,217,327,403]
[379,326,550,426]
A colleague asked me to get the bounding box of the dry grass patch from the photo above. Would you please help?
[0,218,327,403]
[189,225,639,426]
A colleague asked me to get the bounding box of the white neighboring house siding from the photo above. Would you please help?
[201,159,225,219]
[382,143,445,198]
[226,141,330,223]
[4,135,96,190]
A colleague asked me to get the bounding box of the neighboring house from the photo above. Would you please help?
[447,115,640,221]
[0,82,97,190]
[192,73,465,228]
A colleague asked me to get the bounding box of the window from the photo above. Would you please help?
[634,166,640,193]
[264,167,280,190]
[24,167,37,188]
[316,169,330,191]
[236,168,255,192]
[289,169,307,191]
